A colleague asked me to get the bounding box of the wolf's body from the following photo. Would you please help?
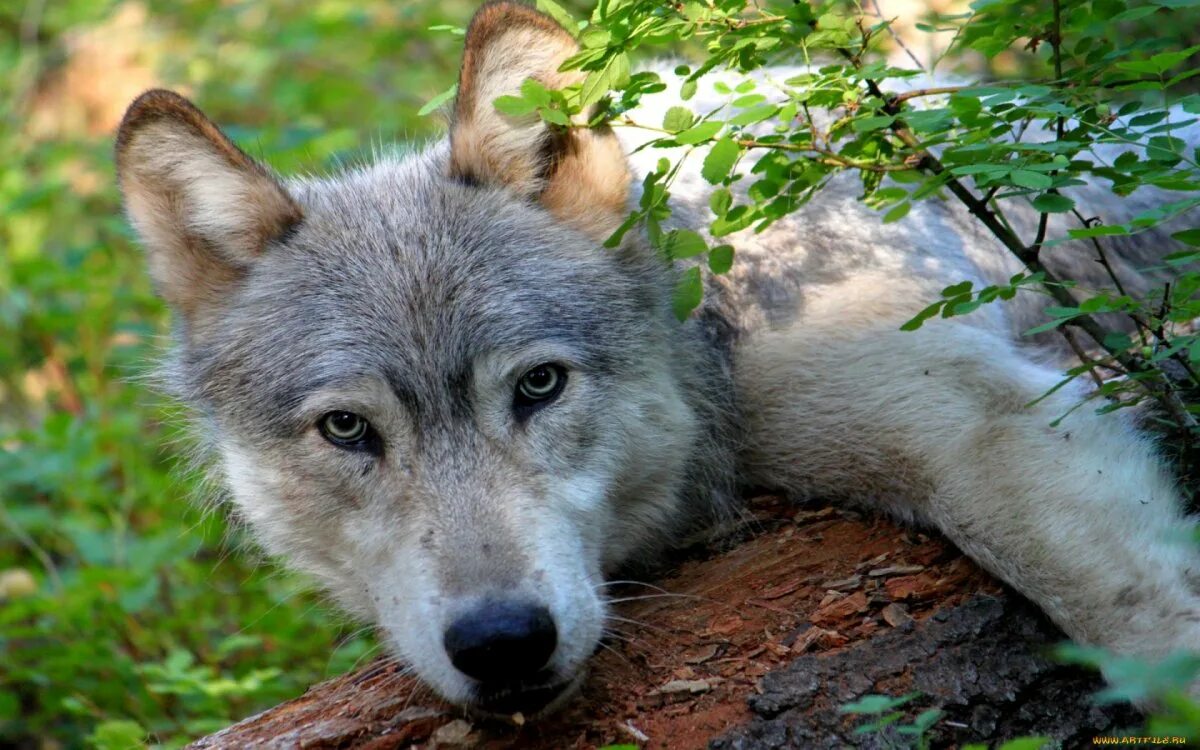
[115,2,1200,717]
[626,83,1200,662]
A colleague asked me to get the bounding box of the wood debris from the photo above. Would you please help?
[881,602,914,627]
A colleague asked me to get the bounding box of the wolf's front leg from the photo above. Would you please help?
[736,318,1200,677]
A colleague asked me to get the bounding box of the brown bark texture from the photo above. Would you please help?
[189,498,1139,749]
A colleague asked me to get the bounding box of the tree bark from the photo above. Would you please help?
[189,499,1138,749]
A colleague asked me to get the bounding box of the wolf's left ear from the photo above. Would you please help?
[115,89,302,329]
[449,1,631,241]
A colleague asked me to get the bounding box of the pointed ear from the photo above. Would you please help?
[449,1,631,241]
[115,89,302,327]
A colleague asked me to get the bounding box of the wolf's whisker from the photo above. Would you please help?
[604,615,670,635]
[600,627,635,643]
[605,592,702,604]
[594,638,635,667]
[594,580,675,590]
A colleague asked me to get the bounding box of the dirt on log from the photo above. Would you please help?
[189,498,1139,749]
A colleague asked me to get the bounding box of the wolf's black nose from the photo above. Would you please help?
[443,600,557,682]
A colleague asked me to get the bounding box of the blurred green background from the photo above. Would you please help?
[0,1,482,747]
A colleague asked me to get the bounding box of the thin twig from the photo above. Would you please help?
[866,0,927,72]
[833,23,1199,430]
[891,85,974,105]
[1059,326,1108,389]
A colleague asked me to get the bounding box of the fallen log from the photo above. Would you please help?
[190,498,1138,749]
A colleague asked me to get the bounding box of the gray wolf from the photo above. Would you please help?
[114,1,1200,717]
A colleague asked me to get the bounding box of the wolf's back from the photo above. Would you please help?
[619,67,1199,344]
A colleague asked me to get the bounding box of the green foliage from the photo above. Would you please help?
[1057,643,1200,715]
[518,0,1200,454]
[902,273,1048,331]
[841,691,1062,748]
[840,692,945,749]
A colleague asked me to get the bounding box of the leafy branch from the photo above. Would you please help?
[492,0,1200,439]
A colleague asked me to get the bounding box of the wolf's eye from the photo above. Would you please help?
[515,364,567,413]
[319,411,373,449]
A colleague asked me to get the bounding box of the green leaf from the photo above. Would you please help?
[673,266,704,320]
[853,115,895,132]
[88,720,147,750]
[882,201,911,223]
[702,137,740,184]
[1009,170,1053,190]
[536,0,579,35]
[579,27,610,48]
[949,164,1011,176]
[840,693,919,714]
[909,707,943,732]
[948,298,982,316]
[1147,44,1200,74]
[538,107,571,126]
[1026,314,1077,335]
[675,121,723,145]
[728,104,780,127]
[708,245,735,274]
[664,229,708,260]
[901,301,944,331]
[871,187,908,203]
[1068,224,1129,239]
[1111,5,1159,21]
[1163,250,1200,266]
[520,78,552,107]
[418,84,458,117]
[1103,332,1134,351]
[817,11,852,31]
[1130,110,1170,128]
[604,211,641,248]
[1044,305,1082,317]
[1172,229,1200,246]
[1031,193,1075,213]
[733,93,767,108]
[580,52,630,106]
[493,95,537,117]
[663,106,695,133]
[942,280,974,296]
[710,188,733,216]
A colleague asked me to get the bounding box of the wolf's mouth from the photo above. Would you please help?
[470,674,580,717]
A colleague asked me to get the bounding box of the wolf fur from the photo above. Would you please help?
[115,1,1200,715]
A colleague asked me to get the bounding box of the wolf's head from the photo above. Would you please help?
[116,2,733,715]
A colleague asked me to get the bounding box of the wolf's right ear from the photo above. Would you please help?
[449,1,631,241]
[115,89,302,327]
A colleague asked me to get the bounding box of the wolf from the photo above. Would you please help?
[114,0,1200,719]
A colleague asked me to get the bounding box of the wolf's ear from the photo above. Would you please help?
[449,1,630,241]
[115,89,302,326]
